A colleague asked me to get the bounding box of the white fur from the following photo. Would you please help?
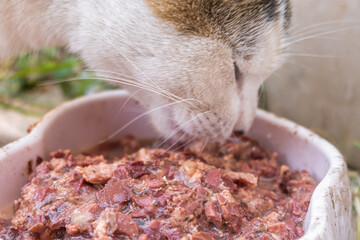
[0,0,287,142]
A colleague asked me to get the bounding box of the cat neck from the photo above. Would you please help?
[0,1,78,59]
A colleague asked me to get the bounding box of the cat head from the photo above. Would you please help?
[74,0,291,142]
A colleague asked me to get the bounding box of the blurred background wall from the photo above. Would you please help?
[265,0,360,168]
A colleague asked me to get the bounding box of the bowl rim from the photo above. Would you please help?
[254,108,351,240]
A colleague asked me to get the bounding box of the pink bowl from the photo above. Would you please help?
[0,90,351,239]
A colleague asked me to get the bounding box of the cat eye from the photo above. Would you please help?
[234,62,243,83]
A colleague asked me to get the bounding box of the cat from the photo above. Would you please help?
[0,0,291,142]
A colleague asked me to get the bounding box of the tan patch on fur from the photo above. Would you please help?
[144,0,288,43]
[144,0,216,37]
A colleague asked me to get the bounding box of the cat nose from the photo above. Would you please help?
[234,130,245,135]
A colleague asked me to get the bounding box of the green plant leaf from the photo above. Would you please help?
[355,141,360,150]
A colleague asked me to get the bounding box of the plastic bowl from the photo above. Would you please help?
[0,90,351,239]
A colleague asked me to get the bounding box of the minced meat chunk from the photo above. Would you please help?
[0,136,316,240]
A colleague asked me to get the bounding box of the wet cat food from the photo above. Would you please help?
[0,136,316,239]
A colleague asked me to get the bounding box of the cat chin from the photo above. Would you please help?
[152,119,234,143]
[147,104,238,143]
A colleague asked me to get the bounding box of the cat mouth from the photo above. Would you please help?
[151,105,235,143]
[161,120,193,143]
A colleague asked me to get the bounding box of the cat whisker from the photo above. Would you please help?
[91,69,164,92]
[112,89,141,125]
[41,75,189,104]
[105,41,163,90]
[98,99,208,144]
[169,134,198,153]
[154,110,212,149]
[289,20,360,36]
[197,137,209,156]
[104,40,204,110]
[281,53,348,58]
[161,133,197,154]
[159,131,189,155]
[96,73,206,112]
[93,73,179,102]
[286,25,360,47]
[278,58,318,74]
[39,77,174,102]
[91,70,207,110]
[90,69,142,82]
